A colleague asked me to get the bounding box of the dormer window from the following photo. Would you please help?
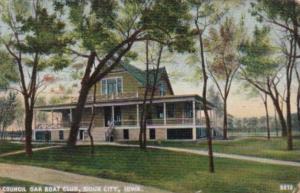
[101,77,123,95]
[159,82,166,96]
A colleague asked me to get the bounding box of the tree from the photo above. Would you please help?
[189,0,223,173]
[251,0,300,49]
[139,41,164,149]
[240,26,295,150]
[206,17,244,139]
[0,0,72,155]
[0,92,17,140]
[54,0,193,147]
[281,35,297,150]
[251,0,300,150]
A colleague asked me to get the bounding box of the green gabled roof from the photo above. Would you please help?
[121,63,168,86]
[121,63,146,85]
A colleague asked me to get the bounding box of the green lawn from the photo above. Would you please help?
[0,141,26,154]
[0,145,299,193]
[123,137,300,162]
[0,177,36,186]
[0,141,53,154]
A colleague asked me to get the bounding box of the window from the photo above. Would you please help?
[167,103,175,118]
[184,102,193,118]
[156,104,164,119]
[59,130,64,140]
[167,128,193,140]
[159,82,166,96]
[101,77,123,95]
[123,129,129,140]
[149,129,156,140]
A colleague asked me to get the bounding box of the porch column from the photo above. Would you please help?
[136,104,139,127]
[51,110,54,125]
[69,109,73,123]
[192,101,196,125]
[199,110,202,125]
[112,106,115,123]
[33,109,37,129]
[163,102,167,125]
[192,101,196,140]
[33,129,36,141]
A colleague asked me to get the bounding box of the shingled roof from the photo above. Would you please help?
[121,63,173,94]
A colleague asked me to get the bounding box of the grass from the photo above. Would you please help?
[0,177,36,186]
[0,141,53,154]
[0,145,299,193]
[122,137,300,162]
[0,141,26,154]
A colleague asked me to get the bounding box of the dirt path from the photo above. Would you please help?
[0,163,171,193]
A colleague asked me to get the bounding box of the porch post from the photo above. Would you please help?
[33,109,37,129]
[209,109,213,125]
[33,110,36,141]
[192,101,196,125]
[69,108,73,123]
[112,106,115,123]
[51,110,54,125]
[136,104,139,127]
[163,102,167,125]
[199,110,202,125]
[192,100,196,140]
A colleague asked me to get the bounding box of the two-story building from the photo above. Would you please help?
[33,63,218,142]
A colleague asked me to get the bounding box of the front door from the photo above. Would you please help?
[104,107,112,126]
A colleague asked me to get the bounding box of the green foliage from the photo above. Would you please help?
[240,26,279,78]
[0,92,17,133]
[251,0,300,24]
[206,16,244,80]
[0,51,18,89]
[0,0,73,71]
[185,0,242,81]
[55,0,193,57]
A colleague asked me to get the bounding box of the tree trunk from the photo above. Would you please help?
[274,110,279,137]
[286,85,293,150]
[223,99,228,140]
[68,85,90,147]
[199,31,214,173]
[263,94,270,140]
[297,83,300,128]
[271,96,287,137]
[87,85,97,155]
[139,40,150,150]
[24,99,33,156]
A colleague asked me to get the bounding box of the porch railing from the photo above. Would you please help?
[35,118,213,130]
[70,92,139,103]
